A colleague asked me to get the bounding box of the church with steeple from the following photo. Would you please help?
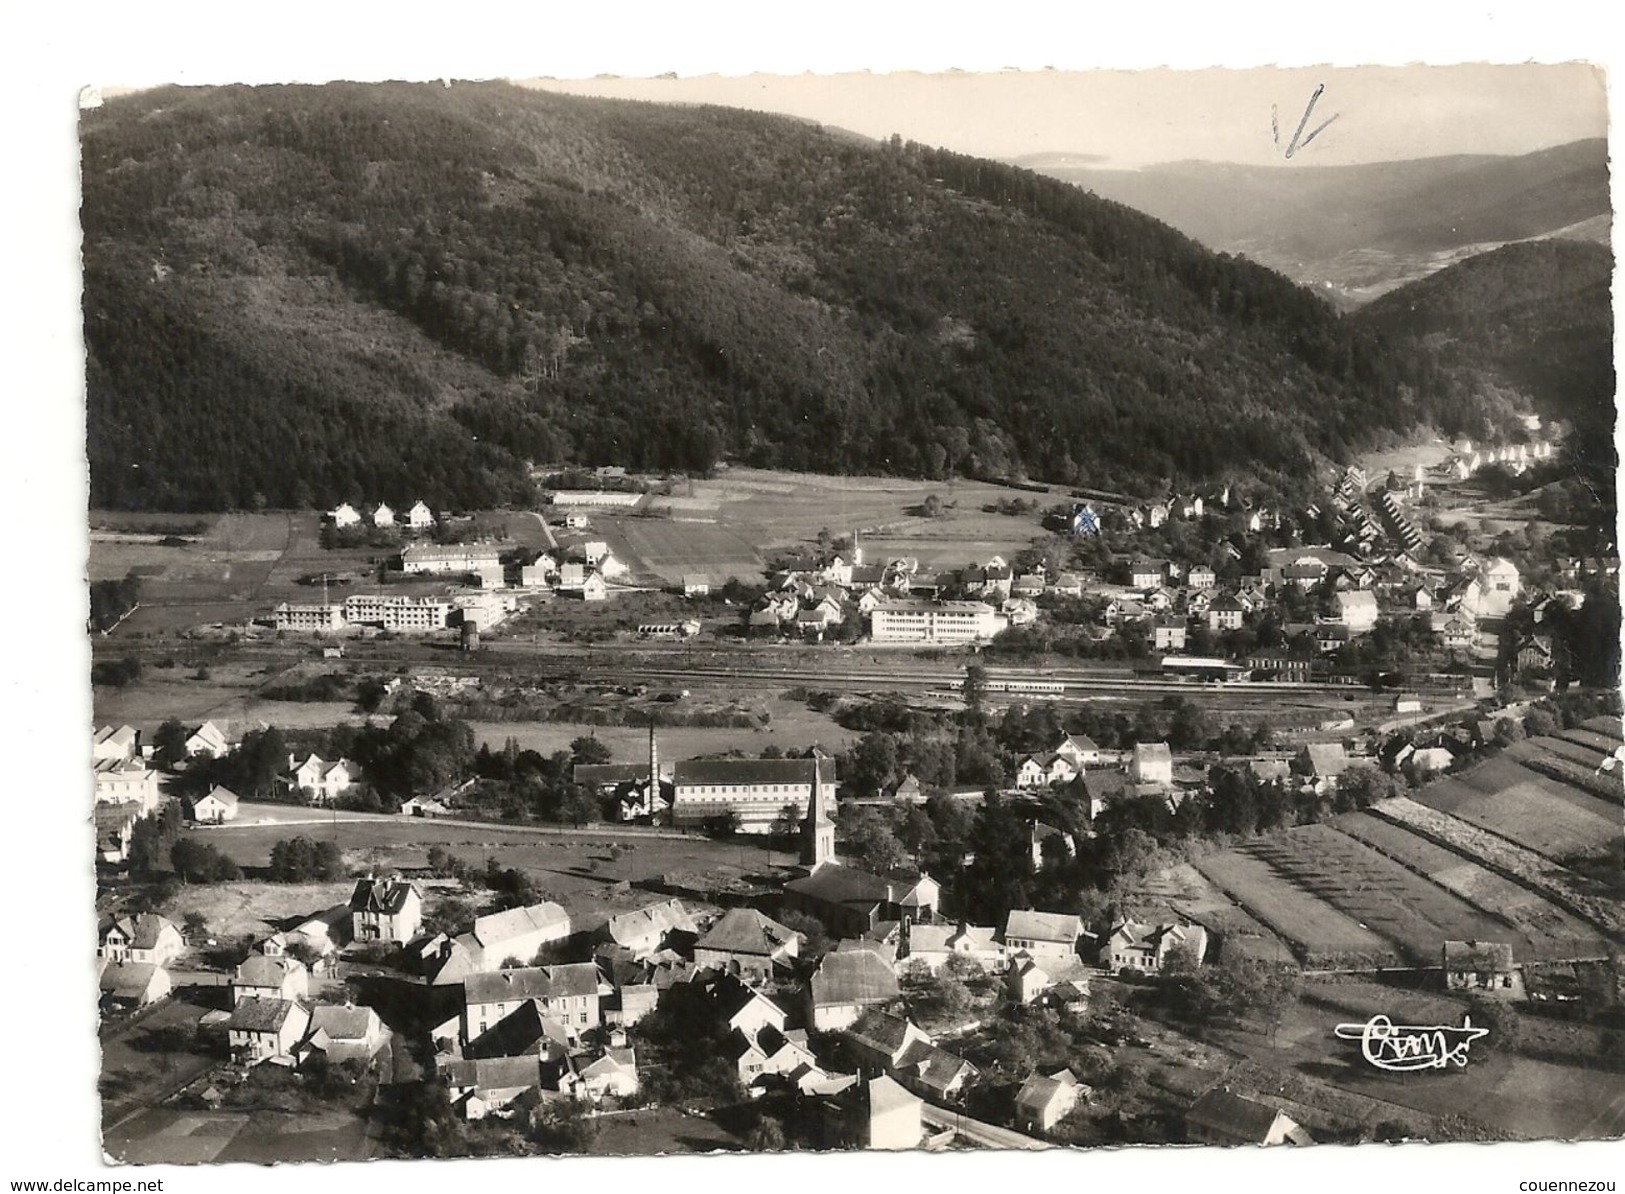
[800,755,837,870]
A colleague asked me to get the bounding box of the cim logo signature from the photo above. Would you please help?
[1334,1014,1489,1072]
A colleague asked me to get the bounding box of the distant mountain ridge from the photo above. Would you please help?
[1353,238,1615,478]
[83,82,1505,512]
[1017,139,1610,306]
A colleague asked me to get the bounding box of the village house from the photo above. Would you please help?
[1152,616,1188,651]
[329,502,360,528]
[817,1075,924,1151]
[266,905,352,961]
[98,960,172,1012]
[183,720,230,759]
[1207,595,1246,631]
[460,999,576,1062]
[1100,920,1208,974]
[93,724,140,763]
[901,922,1002,975]
[599,899,697,959]
[407,500,435,530]
[94,758,162,814]
[1479,557,1523,617]
[348,875,424,945]
[95,804,140,865]
[1186,1087,1311,1146]
[1003,909,1088,965]
[228,997,311,1065]
[99,913,184,967]
[1130,742,1174,788]
[1128,558,1166,589]
[471,901,572,968]
[299,1004,389,1066]
[233,954,310,1005]
[463,963,603,1042]
[578,1047,640,1101]
[401,542,504,575]
[1437,615,1477,652]
[1015,751,1079,789]
[1015,1068,1088,1134]
[692,907,801,984]
[186,785,239,824]
[809,948,902,1031]
[1186,564,1217,590]
[372,502,396,528]
[1295,742,1350,793]
[439,1055,555,1119]
[1054,733,1101,768]
[1315,622,1352,654]
[285,754,358,805]
[1443,941,1520,996]
[889,774,925,804]
[782,864,940,939]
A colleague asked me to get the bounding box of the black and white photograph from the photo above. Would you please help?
[8,4,1624,1185]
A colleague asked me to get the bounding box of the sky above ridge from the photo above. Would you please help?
[526,63,1607,169]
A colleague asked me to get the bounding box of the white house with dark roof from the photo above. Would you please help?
[809,949,901,1031]
[463,962,602,1042]
[692,908,801,984]
[99,913,184,967]
[1100,920,1208,975]
[286,754,358,805]
[348,875,423,945]
[233,954,310,1005]
[407,500,435,529]
[1003,910,1087,964]
[228,997,311,1064]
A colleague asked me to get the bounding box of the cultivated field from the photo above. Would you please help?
[651,467,1054,568]
[1415,753,1620,863]
[1194,848,1395,967]
[104,1105,374,1164]
[1242,824,1549,966]
[1370,797,1625,939]
[1132,862,1297,965]
[1332,811,1609,956]
[184,818,788,932]
[468,694,857,759]
[613,518,763,584]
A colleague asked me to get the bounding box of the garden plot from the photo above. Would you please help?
[1330,812,1609,959]
[1417,761,1620,862]
[1194,849,1395,968]
[1242,825,1530,967]
[1370,797,1625,940]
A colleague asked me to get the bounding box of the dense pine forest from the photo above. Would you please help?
[83,82,1519,511]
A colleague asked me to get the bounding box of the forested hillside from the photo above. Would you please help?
[83,82,1504,511]
[1355,240,1616,480]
